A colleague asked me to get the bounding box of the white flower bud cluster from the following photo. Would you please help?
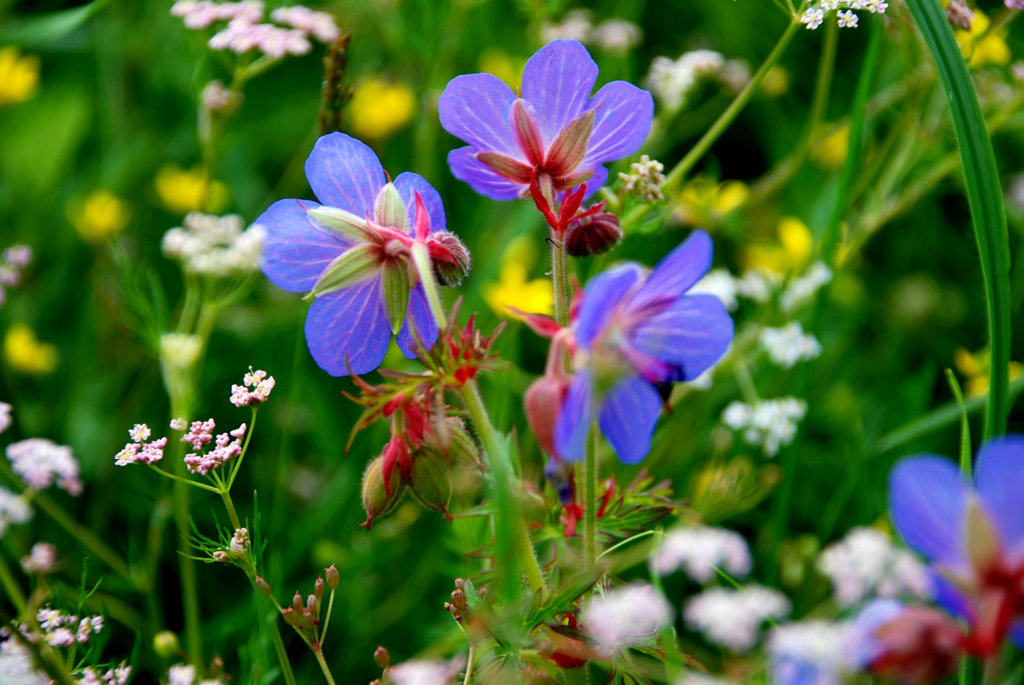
[0,486,32,537]
[818,527,931,607]
[162,213,265,277]
[541,10,642,54]
[722,397,807,457]
[651,526,752,582]
[781,261,832,312]
[582,584,673,656]
[645,50,726,111]
[618,155,666,202]
[684,585,791,652]
[759,322,822,368]
[767,620,852,683]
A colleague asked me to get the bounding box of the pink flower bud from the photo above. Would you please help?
[869,607,961,683]
[525,374,571,456]
[426,231,472,287]
[374,645,391,669]
[564,210,623,257]
[255,576,272,597]
[325,564,339,589]
[360,454,406,529]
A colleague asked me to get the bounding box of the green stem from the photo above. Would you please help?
[462,643,475,685]
[312,647,338,685]
[220,490,241,531]
[320,588,335,644]
[582,430,598,569]
[550,239,569,327]
[170,394,202,663]
[0,551,26,615]
[265,596,298,685]
[148,465,220,492]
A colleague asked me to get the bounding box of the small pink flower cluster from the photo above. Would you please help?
[114,423,168,466]
[0,401,11,435]
[5,438,82,495]
[230,368,275,407]
[21,542,57,574]
[0,245,31,308]
[180,419,247,476]
[37,606,104,647]
[171,1,339,60]
[1008,0,1024,8]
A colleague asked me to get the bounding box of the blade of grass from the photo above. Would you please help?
[904,0,1012,442]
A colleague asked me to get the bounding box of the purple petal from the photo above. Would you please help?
[632,294,734,381]
[584,81,653,165]
[974,435,1024,558]
[1010,620,1024,648]
[304,278,390,376]
[396,284,439,358]
[521,40,598,144]
[597,376,661,464]
[633,230,713,307]
[574,264,642,349]
[889,456,968,566]
[305,133,385,217]
[393,172,446,235]
[554,370,594,462]
[438,73,518,155]
[447,147,525,200]
[929,570,973,622]
[257,198,350,293]
[575,164,609,201]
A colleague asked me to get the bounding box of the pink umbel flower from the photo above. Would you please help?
[182,419,246,475]
[270,6,339,42]
[230,368,275,407]
[114,423,167,466]
[6,439,82,495]
[208,20,311,59]
[20,542,57,574]
[170,1,264,29]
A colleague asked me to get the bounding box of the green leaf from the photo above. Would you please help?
[0,0,110,46]
[945,368,972,479]
[904,0,1012,441]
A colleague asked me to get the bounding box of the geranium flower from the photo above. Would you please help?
[438,39,653,202]
[257,133,469,376]
[889,435,1024,656]
[553,230,733,463]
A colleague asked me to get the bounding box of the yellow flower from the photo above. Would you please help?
[348,79,416,140]
[813,124,849,170]
[484,236,553,316]
[0,46,40,106]
[740,216,813,275]
[4,323,57,375]
[956,11,1010,68]
[674,177,749,227]
[68,190,131,243]
[759,65,790,98]
[954,347,1023,397]
[155,165,229,215]
[478,50,525,90]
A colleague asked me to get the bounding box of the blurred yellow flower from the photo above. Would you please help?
[484,236,553,316]
[954,347,1023,397]
[759,65,790,97]
[813,124,849,170]
[741,216,813,275]
[0,46,40,106]
[348,79,416,139]
[4,323,57,375]
[479,50,525,90]
[155,165,229,214]
[956,11,1010,68]
[69,190,131,243]
[675,177,748,227]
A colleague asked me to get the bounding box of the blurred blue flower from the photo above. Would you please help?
[889,435,1024,655]
[439,39,653,201]
[257,132,451,376]
[553,230,733,463]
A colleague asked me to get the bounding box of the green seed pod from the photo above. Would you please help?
[361,455,405,529]
[408,449,452,521]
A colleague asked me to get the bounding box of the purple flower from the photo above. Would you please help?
[439,39,653,201]
[889,435,1024,655]
[554,230,733,463]
[257,133,468,376]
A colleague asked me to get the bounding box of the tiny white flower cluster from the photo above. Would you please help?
[37,607,104,647]
[691,267,788,311]
[387,656,466,685]
[767,620,853,684]
[0,244,31,309]
[818,527,931,607]
[582,584,674,656]
[781,262,832,313]
[618,155,666,202]
[0,401,11,435]
[179,419,247,476]
[684,585,791,652]
[171,2,340,59]
[759,322,822,368]
[6,438,83,495]
[722,397,807,457]
[162,213,265,278]
[645,50,727,111]
[651,526,752,582]
[0,486,32,537]
[115,423,168,466]
[540,10,642,54]
[230,368,276,407]
[21,541,57,574]
[800,0,888,30]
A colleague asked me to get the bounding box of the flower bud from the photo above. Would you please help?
[153,630,180,659]
[869,607,961,683]
[306,594,318,616]
[446,418,483,469]
[255,576,272,596]
[292,592,303,613]
[563,211,622,257]
[361,454,406,529]
[325,564,339,589]
[408,449,453,522]
[525,374,570,455]
[374,645,391,669]
[427,231,472,287]
[314,576,325,601]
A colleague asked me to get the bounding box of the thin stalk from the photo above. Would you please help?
[170,394,202,663]
[320,588,336,643]
[312,648,338,685]
[0,551,26,615]
[463,643,475,685]
[220,490,241,531]
[550,239,569,327]
[148,466,221,492]
[582,429,598,569]
[265,596,298,685]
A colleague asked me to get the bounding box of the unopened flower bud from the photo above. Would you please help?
[255,576,272,596]
[153,630,180,659]
[868,607,961,683]
[281,607,299,627]
[325,564,339,589]
[292,592,303,613]
[374,645,391,669]
[361,454,406,529]
[946,0,973,30]
[315,576,325,601]
[446,418,483,468]
[564,210,623,257]
[426,231,472,287]
[525,374,570,455]
[408,449,452,522]
[306,594,318,616]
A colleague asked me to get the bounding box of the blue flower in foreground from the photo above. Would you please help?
[257,133,469,377]
[553,230,733,463]
[439,39,653,201]
[890,435,1024,656]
